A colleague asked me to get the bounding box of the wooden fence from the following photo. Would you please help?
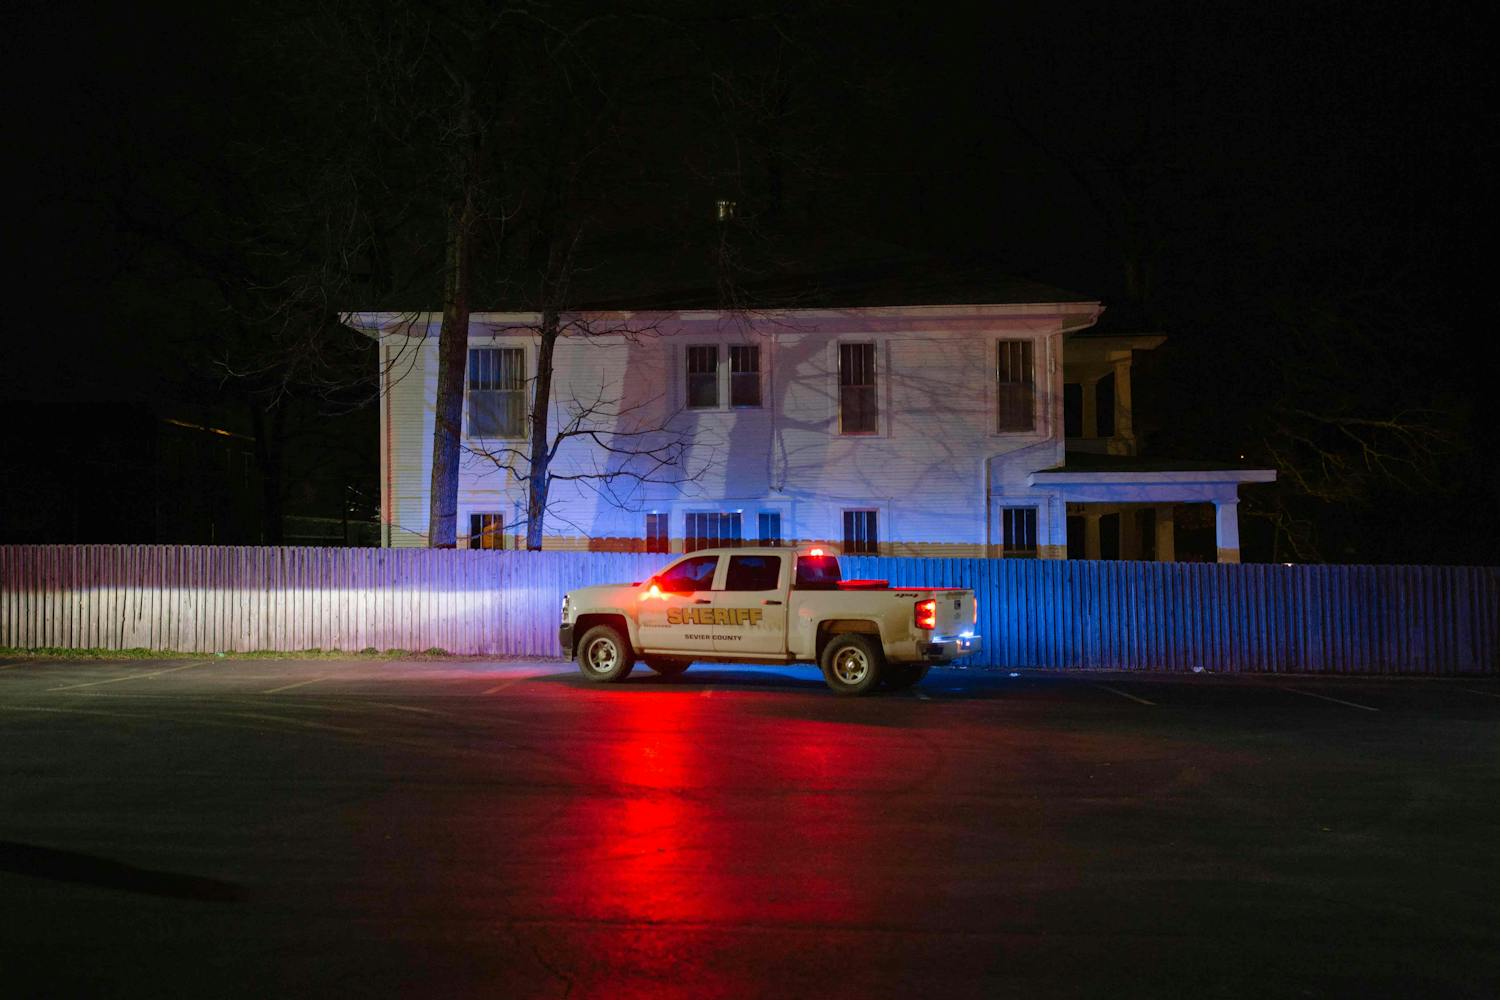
[1,545,1496,672]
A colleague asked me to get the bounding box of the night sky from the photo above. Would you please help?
[1,1,1490,561]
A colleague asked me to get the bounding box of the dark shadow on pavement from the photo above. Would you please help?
[0,840,245,902]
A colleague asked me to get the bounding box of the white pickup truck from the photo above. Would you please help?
[558,546,981,695]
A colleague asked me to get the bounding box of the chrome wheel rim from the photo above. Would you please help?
[585,637,619,674]
[832,647,869,685]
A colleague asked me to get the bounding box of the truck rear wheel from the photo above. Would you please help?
[577,624,635,683]
[820,633,884,696]
[884,662,931,690]
[644,657,691,677]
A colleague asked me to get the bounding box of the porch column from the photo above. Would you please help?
[1154,505,1176,562]
[1214,499,1241,564]
[1084,513,1102,560]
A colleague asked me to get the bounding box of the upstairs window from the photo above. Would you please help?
[686,345,719,408]
[1064,383,1083,438]
[645,513,669,554]
[685,511,742,552]
[469,513,505,550]
[996,339,1035,433]
[730,345,762,407]
[467,347,526,438]
[842,509,879,555]
[839,342,878,434]
[1001,507,1038,558]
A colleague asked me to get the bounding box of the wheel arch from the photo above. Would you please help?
[574,612,635,651]
[815,618,883,662]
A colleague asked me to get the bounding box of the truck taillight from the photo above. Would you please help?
[915,599,937,631]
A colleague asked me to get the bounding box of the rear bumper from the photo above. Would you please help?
[919,634,982,661]
[558,623,575,659]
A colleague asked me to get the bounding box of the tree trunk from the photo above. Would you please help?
[525,307,559,550]
[249,400,285,544]
[427,177,476,548]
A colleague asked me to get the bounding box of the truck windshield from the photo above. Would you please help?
[794,555,842,590]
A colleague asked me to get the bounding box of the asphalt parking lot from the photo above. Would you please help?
[2,655,1497,999]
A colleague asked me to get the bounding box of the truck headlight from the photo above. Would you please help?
[561,595,570,622]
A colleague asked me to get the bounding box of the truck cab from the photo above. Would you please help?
[559,546,981,695]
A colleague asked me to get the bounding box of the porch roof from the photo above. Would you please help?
[1029,453,1275,504]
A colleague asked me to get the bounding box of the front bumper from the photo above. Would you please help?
[920,634,982,661]
[559,623,575,659]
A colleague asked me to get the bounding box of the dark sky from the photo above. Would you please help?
[0,1,1485,395]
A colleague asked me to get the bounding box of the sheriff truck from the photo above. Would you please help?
[558,547,981,695]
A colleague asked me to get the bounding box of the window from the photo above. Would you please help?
[724,554,782,591]
[686,345,719,408]
[839,342,878,434]
[684,511,742,552]
[467,347,526,438]
[795,553,842,590]
[469,513,505,550]
[1064,383,1083,438]
[645,513,669,554]
[657,555,719,593]
[996,340,1035,433]
[842,509,878,555]
[757,511,782,547]
[1001,507,1037,559]
[730,345,762,407]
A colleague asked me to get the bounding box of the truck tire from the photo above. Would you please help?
[820,633,884,696]
[644,657,692,677]
[577,624,635,683]
[883,662,931,690]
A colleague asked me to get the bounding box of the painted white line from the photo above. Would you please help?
[262,676,329,694]
[220,711,365,734]
[48,661,206,691]
[481,678,527,695]
[1095,683,1155,706]
[913,690,931,701]
[700,689,715,699]
[1280,686,1379,712]
[1461,688,1500,700]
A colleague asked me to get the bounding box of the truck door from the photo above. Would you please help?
[714,553,788,657]
[636,554,721,655]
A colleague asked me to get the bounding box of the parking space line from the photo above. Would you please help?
[481,678,527,695]
[0,661,33,670]
[913,690,931,701]
[1095,683,1155,706]
[1461,688,1500,700]
[48,661,206,691]
[1280,686,1379,712]
[262,676,329,694]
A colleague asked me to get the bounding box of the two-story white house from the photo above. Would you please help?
[346,283,1271,561]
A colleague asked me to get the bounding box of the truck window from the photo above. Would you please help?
[794,555,842,590]
[656,555,719,593]
[724,555,782,591]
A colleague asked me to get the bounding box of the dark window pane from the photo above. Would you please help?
[468,347,526,437]
[725,555,782,591]
[842,509,878,554]
[795,554,842,589]
[658,555,719,592]
[839,343,877,433]
[684,512,742,552]
[730,345,761,407]
[1099,513,1120,560]
[687,345,718,408]
[645,513,669,554]
[1001,507,1037,558]
[996,340,1035,432]
[757,511,781,547]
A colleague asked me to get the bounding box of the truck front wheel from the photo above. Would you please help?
[577,625,635,683]
[820,633,884,696]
